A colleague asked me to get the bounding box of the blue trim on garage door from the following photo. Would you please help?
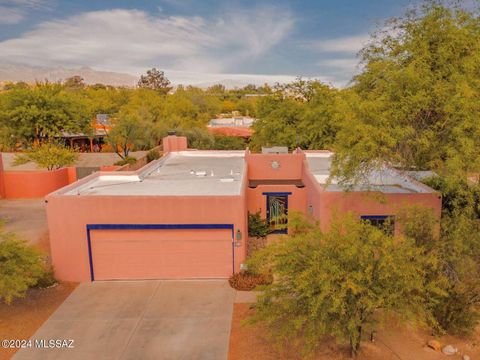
[86,224,235,281]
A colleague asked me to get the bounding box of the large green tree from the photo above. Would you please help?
[137,68,172,94]
[248,213,442,358]
[250,79,347,151]
[420,176,480,334]
[106,112,150,160]
[332,2,480,184]
[0,83,91,146]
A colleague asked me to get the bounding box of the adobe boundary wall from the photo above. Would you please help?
[0,153,77,199]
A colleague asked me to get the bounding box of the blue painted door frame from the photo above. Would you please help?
[262,192,292,234]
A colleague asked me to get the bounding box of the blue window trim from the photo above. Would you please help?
[263,192,291,234]
[360,215,390,220]
[360,215,395,235]
[86,223,235,281]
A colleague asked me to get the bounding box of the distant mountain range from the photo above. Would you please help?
[0,64,138,87]
[0,63,300,89]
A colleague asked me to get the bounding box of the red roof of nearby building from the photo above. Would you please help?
[207,127,253,138]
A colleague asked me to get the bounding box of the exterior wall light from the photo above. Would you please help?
[236,229,242,241]
[271,160,280,169]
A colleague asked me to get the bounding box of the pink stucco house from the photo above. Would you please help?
[46,135,441,282]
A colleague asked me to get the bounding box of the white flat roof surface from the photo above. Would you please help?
[305,152,434,194]
[64,151,246,196]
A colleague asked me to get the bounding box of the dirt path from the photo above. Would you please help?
[0,282,78,360]
[0,199,48,251]
[228,303,480,360]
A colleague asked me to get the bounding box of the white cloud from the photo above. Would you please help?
[0,0,52,10]
[318,58,360,70]
[306,34,370,54]
[0,0,53,24]
[0,6,24,24]
[0,6,294,77]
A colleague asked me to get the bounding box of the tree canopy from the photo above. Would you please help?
[250,79,347,151]
[331,2,480,183]
[248,212,442,358]
[13,142,78,170]
[0,83,91,146]
[137,68,172,94]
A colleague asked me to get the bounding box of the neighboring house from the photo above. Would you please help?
[60,114,111,152]
[45,135,441,282]
[207,116,256,138]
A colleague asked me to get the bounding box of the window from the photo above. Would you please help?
[361,215,395,235]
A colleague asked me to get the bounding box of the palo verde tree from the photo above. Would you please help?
[420,176,480,334]
[13,142,78,171]
[106,111,150,160]
[248,213,442,358]
[332,1,480,184]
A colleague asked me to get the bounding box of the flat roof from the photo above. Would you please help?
[305,152,435,194]
[64,151,246,196]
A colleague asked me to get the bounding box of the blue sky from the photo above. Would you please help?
[0,0,419,86]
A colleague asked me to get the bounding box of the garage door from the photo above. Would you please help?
[88,227,233,280]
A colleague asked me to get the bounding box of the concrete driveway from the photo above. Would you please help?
[14,280,235,360]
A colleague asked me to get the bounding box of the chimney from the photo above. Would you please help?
[162,133,188,153]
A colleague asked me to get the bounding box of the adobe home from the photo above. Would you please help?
[46,135,441,282]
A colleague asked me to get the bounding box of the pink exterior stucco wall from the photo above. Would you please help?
[0,154,5,198]
[162,135,188,153]
[300,157,442,231]
[2,167,76,199]
[247,185,307,225]
[245,151,304,180]
[46,193,247,282]
[316,191,442,231]
[302,159,323,220]
[45,140,442,282]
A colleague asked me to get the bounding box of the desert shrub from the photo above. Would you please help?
[228,271,272,291]
[248,211,270,239]
[114,156,137,166]
[0,231,49,304]
[146,148,161,162]
[247,236,267,259]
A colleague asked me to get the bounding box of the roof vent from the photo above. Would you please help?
[262,146,288,154]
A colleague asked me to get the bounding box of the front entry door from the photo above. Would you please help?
[266,194,289,234]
